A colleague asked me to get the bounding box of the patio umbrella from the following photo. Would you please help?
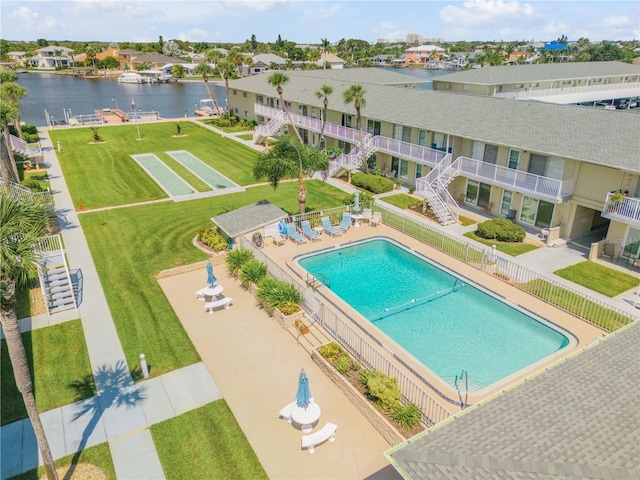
[295,369,312,408]
[206,260,216,286]
[354,190,360,213]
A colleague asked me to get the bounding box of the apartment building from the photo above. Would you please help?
[227,68,640,261]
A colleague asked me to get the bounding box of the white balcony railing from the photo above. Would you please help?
[602,193,640,227]
[457,157,573,201]
[494,80,640,100]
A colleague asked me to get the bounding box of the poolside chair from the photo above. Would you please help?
[301,220,322,242]
[285,222,307,244]
[337,212,352,232]
[361,208,373,223]
[370,212,382,227]
[272,233,286,246]
[321,217,342,237]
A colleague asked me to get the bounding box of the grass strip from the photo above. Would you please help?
[464,231,539,256]
[9,442,115,480]
[379,193,423,210]
[155,152,211,192]
[1,320,96,425]
[152,400,268,480]
[554,261,640,297]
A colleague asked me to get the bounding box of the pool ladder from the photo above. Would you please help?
[306,271,330,290]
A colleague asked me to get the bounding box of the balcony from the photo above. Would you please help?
[601,193,640,229]
[457,157,574,203]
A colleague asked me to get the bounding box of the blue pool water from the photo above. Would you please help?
[298,238,570,391]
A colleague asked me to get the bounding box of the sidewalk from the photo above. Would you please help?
[0,130,222,480]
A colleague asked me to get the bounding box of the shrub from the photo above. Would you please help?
[225,247,254,276]
[476,218,525,243]
[335,353,350,374]
[238,259,267,287]
[360,369,402,411]
[277,301,301,315]
[198,226,227,252]
[342,190,374,209]
[255,276,301,313]
[90,127,102,142]
[351,172,394,194]
[319,342,344,363]
[391,403,422,431]
[21,124,38,135]
[20,179,43,192]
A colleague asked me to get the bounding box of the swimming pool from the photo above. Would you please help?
[297,238,572,392]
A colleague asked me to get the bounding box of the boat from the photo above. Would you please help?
[194,99,225,117]
[118,72,151,84]
[138,70,173,83]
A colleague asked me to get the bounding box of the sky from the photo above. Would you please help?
[2,0,639,45]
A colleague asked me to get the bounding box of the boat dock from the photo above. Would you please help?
[94,108,130,123]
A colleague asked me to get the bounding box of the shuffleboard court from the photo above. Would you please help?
[131,153,196,197]
[166,150,240,190]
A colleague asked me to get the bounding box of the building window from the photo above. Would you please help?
[521,196,554,227]
[515,83,524,89]
[531,82,539,88]
[233,90,237,95]
[501,190,513,216]
[399,160,409,180]
[256,95,264,104]
[445,82,452,90]
[463,84,470,91]
[245,111,249,117]
[418,130,426,146]
[243,92,247,98]
[508,149,520,169]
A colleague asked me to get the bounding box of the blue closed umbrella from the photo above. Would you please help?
[354,190,360,213]
[206,260,216,286]
[295,369,312,408]
[278,220,288,235]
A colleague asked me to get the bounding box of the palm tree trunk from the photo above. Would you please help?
[279,93,303,142]
[357,111,368,173]
[203,78,221,116]
[224,77,231,118]
[2,130,20,183]
[297,174,307,214]
[319,101,328,149]
[14,114,24,139]
[1,305,59,480]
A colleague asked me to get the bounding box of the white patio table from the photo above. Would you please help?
[203,285,223,298]
[290,402,321,433]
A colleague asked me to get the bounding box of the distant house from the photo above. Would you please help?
[114,49,142,70]
[405,45,446,65]
[369,54,395,65]
[131,53,184,70]
[28,46,74,69]
[317,52,345,69]
[7,51,28,66]
[246,53,287,74]
[544,41,568,51]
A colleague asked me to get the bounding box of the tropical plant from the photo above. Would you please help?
[277,301,301,316]
[315,84,333,150]
[216,58,236,118]
[197,227,226,251]
[360,369,401,411]
[90,127,102,142]
[267,72,302,141]
[1,81,27,140]
[319,341,344,363]
[391,403,422,431]
[335,353,350,374]
[0,69,21,183]
[254,134,329,214]
[320,38,331,69]
[238,259,268,288]
[476,218,525,243]
[225,247,254,276]
[350,172,394,194]
[255,276,301,313]
[0,192,58,480]
[343,84,368,173]
[195,60,222,115]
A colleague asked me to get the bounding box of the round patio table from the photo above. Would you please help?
[290,402,321,433]
[203,285,223,298]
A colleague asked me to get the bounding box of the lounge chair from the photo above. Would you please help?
[370,212,382,227]
[285,222,307,244]
[361,208,372,223]
[301,220,322,241]
[321,217,342,237]
[272,233,286,246]
[337,213,351,232]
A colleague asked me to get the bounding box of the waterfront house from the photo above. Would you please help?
[226,67,639,261]
[7,51,28,67]
[28,46,74,69]
[405,45,446,65]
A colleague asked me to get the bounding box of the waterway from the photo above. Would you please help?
[16,68,450,127]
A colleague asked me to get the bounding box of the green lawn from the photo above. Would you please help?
[152,400,267,480]
[200,120,252,134]
[459,215,477,227]
[49,122,261,210]
[464,231,539,256]
[1,320,96,425]
[236,133,254,141]
[379,193,423,210]
[10,442,115,480]
[554,261,640,297]
[79,180,347,376]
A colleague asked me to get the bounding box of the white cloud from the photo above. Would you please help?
[304,3,343,22]
[374,22,406,42]
[222,0,290,13]
[602,16,632,28]
[70,0,155,19]
[543,21,568,37]
[440,0,540,27]
[8,6,65,33]
[177,29,209,42]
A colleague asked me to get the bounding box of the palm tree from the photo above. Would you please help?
[320,38,331,69]
[0,192,58,480]
[253,135,329,214]
[267,72,302,141]
[343,84,368,173]
[0,96,20,184]
[2,81,28,140]
[216,59,236,119]
[194,60,222,115]
[314,84,333,150]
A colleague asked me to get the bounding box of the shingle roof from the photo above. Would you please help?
[433,61,640,85]
[390,323,640,480]
[211,200,288,238]
[229,69,640,173]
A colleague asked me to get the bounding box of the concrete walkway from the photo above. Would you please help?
[0,130,223,480]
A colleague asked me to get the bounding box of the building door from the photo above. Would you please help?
[478,183,492,208]
[483,144,498,164]
[622,228,640,259]
[500,190,513,215]
[367,120,381,136]
[418,130,427,146]
[391,157,400,177]
[528,154,548,176]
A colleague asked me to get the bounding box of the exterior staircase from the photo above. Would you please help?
[9,133,43,165]
[36,235,77,315]
[253,109,287,144]
[0,178,54,206]
[415,154,460,226]
[328,133,375,177]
